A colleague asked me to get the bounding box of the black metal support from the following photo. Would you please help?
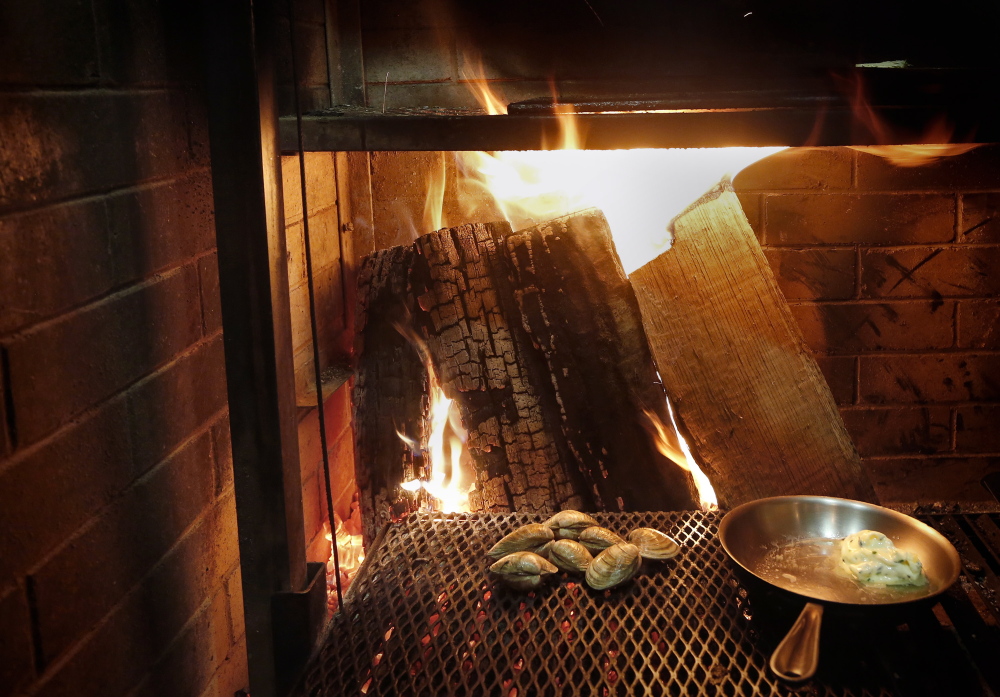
[201,2,314,695]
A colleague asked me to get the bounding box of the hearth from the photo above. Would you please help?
[199,1,1000,695]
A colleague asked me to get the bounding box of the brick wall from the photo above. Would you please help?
[0,3,246,696]
[734,145,1000,506]
[280,152,355,564]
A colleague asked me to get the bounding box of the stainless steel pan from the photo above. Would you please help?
[718,496,961,681]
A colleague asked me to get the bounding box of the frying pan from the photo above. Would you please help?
[718,496,961,681]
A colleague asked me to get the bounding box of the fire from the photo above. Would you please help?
[323,507,365,612]
[422,151,447,233]
[642,404,718,511]
[394,328,475,513]
[459,53,508,115]
[456,147,783,274]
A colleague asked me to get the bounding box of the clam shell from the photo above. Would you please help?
[578,526,625,554]
[489,551,558,590]
[487,523,554,559]
[585,542,641,590]
[627,528,680,560]
[543,510,599,540]
[547,539,594,574]
[534,540,554,559]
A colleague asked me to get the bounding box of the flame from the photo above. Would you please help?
[323,512,365,612]
[642,404,718,511]
[394,325,475,513]
[422,152,447,233]
[842,72,979,167]
[456,147,783,274]
[547,103,584,151]
[459,54,508,115]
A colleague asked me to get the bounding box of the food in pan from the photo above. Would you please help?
[487,523,554,559]
[543,510,599,540]
[839,530,927,586]
[489,551,559,590]
[546,539,594,574]
[577,526,625,553]
[627,527,680,560]
[585,542,642,590]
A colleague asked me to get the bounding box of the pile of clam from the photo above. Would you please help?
[487,511,680,591]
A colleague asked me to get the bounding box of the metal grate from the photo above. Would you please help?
[297,511,937,696]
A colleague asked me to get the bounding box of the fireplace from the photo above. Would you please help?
[4,2,999,697]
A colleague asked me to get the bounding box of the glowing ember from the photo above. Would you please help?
[324,507,365,612]
[642,403,718,511]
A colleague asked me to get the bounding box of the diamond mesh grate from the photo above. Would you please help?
[296,512,896,697]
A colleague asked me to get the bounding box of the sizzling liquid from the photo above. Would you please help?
[754,537,935,605]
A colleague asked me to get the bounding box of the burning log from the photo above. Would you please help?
[630,180,876,509]
[355,211,698,543]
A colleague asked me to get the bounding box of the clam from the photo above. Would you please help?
[578,526,625,554]
[547,539,594,574]
[585,542,641,590]
[489,551,559,591]
[487,523,554,559]
[627,528,680,560]
[543,510,599,540]
[534,540,554,559]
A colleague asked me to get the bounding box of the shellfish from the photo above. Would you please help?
[627,528,680,560]
[578,526,625,554]
[543,510,599,540]
[487,523,554,559]
[585,542,641,590]
[489,551,558,591]
[547,539,593,574]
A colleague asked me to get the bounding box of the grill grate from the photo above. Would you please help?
[301,511,981,696]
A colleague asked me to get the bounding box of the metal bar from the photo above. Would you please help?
[280,105,1000,152]
[201,2,307,695]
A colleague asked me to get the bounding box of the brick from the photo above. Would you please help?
[764,248,855,301]
[6,264,203,446]
[31,431,215,663]
[225,568,245,642]
[860,355,1000,405]
[128,334,227,474]
[310,204,342,273]
[861,247,1000,298]
[765,194,955,246]
[842,407,951,457]
[0,0,98,85]
[0,398,132,584]
[957,406,1000,453]
[301,471,324,546]
[733,147,852,191]
[815,356,855,405]
[0,199,113,335]
[107,170,216,283]
[211,414,233,497]
[330,427,357,519]
[33,492,239,697]
[961,193,1000,243]
[0,91,202,211]
[0,586,33,697]
[869,457,1000,504]
[791,302,954,353]
[0,361,10,457]
[92,0,203,85]
[275,19,331,88]
[736,193,762,241]
[286,220,306,287]
[856,144,1000,191]
[197,637,249,697]
[958,300,1000,349]
[282,152,338,224]
[364,28,454,84]
[129,589,232,697]
[199,253,223,336]
[377,82,481,111]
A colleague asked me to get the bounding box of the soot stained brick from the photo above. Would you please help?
[764,248,855,301]
[0,586,33,697]
[815,356,855,405]
[842,407,952,457]
[958,300,1000,349]
[198,253,222,336]
[856,145,1000,191]
[869,456,1000,504]
[0,399,132,583]
[31,432,214,664]
[860,355,1000,405]
[6,264,203,446]
[0,199,113,335]
[0,0,98,85]
[733,147,852,191]
[956,406,1000,453]
[766,194,954,246]
[961,193,1000,243]
[791,302,954,353]
[861,247,1000,298]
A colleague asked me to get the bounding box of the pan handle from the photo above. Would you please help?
[769,601,823,682]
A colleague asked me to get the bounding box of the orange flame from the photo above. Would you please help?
[843,72,980,167]
[394,324,475,513]
[422,152,447,233]
[642,403,718,511]
[459,54,508,115]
